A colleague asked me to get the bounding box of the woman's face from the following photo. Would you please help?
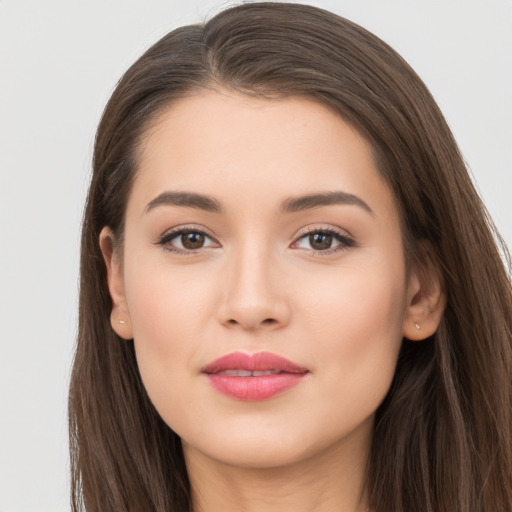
[105,91,418,470]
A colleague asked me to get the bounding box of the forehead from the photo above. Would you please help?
[129,90,397,220]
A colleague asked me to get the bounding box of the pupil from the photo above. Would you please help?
[182,232,205,249]
[310,232,332,250]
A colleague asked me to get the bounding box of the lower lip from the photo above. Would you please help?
[205,373,307,401]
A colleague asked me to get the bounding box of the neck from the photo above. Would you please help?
[184,427,371,512]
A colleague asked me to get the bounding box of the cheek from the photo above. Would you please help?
[301,260,406,334]
[299,262,407,402]
[125,254,213,339]
[123,260,211,411]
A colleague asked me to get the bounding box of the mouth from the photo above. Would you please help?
[215,369,285,376]
[201,352,309,401]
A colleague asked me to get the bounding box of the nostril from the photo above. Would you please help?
[225,317,277,327]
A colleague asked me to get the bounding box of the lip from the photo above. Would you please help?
[201,351,309,401]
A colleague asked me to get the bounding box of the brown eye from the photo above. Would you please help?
[309,232,333,250]
[157,228,218,253]
[293,228,354,254]
[181,232,205,249]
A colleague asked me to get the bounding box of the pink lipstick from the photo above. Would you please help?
[201,352,309,401]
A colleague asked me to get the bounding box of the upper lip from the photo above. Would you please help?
[201,351,309,375]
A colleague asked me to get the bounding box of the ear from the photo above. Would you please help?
[99,227,133,340]
[402,241,446,341]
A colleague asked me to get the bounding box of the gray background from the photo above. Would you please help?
[1,1,511,510]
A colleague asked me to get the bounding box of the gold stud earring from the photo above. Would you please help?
[414,322,421,330]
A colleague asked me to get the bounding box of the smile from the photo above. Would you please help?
[202,352,309,401]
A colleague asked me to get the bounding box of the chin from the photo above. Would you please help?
[184,433,315,470]
[179,412,373,472]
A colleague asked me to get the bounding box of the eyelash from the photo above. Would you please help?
[155,225,219,255]
[292,226,355,255]
[155,225,355,256]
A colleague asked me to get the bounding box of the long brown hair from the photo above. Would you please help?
[69,3,512,511]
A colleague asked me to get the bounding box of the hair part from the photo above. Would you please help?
[70,3,512,511]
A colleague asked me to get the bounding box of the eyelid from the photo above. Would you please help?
[155,224,220,253]
[291,224,355,254]
[154,223,355,255]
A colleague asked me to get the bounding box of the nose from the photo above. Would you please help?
[217,244,291,332]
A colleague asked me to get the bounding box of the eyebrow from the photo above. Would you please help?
[145,191,223,214]
[144,190,373,216]
[280,191,374,215]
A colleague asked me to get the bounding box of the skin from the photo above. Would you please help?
[101,91,444,512]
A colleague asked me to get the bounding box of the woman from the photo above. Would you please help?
[69,2,512,511]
